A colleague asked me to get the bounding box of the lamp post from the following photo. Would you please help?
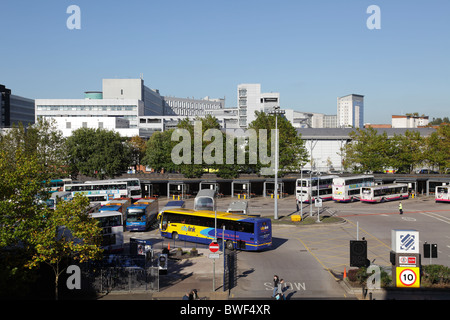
[269,106,285,220]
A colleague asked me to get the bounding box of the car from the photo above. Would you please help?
[417,169,439,174]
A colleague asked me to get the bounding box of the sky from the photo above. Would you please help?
[1,0,449,124]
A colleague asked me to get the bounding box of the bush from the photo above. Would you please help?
[422,265,450,287]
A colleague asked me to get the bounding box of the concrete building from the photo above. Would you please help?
[35,78,228,136]
[337,94,364,128]
[237,84,280,128]
[392,114,429,128]
[297,127,436,173]
[1,84,35,129]
[51,116,139,137]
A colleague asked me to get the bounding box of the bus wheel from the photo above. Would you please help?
[172,232,179,240]
[226,240,234,250]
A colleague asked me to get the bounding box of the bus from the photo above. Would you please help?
[90,211,124,252]
[360,183,409,203]
[332,175,375,202]
[436,185,450,203]
[64,181,130,202]
[126,198,159,231]
[296,175,338,203]
[85,178,142,199]
[159,208,272,251]
[194,189,216,211]
[160,209,272,251]
[45,191,73,210]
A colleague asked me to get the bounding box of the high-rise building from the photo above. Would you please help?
[337,94,364,128]
[1,84,35,129]
[237,84,279,128]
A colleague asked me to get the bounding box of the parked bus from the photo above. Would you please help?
[159,208,272,251]
[85,178,142,199]
[332,175,375,202]
[126,198,159,231]
[360,183,409,203]
[90,211,124,252]
[296,175,338,203]
[45,191,73,210]
[436,185,450,203]
[194,189,216,211]
[64,182,130,202]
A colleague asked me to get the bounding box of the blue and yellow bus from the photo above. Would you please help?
[159,208,272,251]
[126,198,159,231]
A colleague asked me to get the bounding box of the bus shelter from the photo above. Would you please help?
[263,179,285,199]
[394,177,418,197]
[167,181,188,200]
[426,178,450,197]
[231,180,251,199]
[199,180,219,193]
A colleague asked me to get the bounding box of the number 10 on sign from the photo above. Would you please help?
[396,267,420,288]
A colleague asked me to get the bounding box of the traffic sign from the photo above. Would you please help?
[209,241,219,253]
[396,267,420,288]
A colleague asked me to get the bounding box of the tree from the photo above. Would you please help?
[389,130,425,173]
[142,129,176,173]
[66,128,132,179]
[26,194,103,300]
[342,128,390,173]
[128,135,147,170]
[248,111,309,175]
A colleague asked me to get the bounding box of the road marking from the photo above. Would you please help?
[419,212,450,224]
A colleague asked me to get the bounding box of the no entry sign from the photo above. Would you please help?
[209,241,219,253]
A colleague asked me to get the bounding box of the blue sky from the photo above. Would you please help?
[1,0,449,124]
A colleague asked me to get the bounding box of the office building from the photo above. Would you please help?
[1,84,35,129]
[237,84,280,128]
[392,114,429,128]
[337,94,364,128]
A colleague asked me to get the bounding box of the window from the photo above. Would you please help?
[66,122,71,129]
[82,122,87,128]
[98,122,103,129]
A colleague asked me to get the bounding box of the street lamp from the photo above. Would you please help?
[269,106,285,220]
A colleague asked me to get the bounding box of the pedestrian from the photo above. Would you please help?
[272,275,279,298]
[276,279,286,300]
[399,201,403,215]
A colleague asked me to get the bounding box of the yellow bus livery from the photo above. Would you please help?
[159,208,272,251]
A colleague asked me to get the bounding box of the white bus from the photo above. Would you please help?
[90,211,124,252]
[333,175,375,202]
[360,183,409,203]
[64,181,130,202]
[85,178,142,199]
[296,175,338,203]
[436,185,450,203]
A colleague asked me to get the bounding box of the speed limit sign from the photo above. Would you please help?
[396,267,420,288]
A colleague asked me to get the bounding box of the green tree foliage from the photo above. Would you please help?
[26,194,103,299]
[342,128,390,173]
[389,130,425,173]
[249,111,309,174]
[66,128,132,179]
[142,129,177,173]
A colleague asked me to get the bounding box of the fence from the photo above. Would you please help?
[81,255,159,293]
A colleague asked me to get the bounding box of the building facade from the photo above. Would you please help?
[237,84,280,128]
[392,115,429,128]
[337,94,364,128]
[1,84,35,129]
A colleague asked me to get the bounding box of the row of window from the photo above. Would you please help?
[37,105,137,111]
[162,212,255,233]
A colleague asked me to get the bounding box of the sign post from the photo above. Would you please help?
[210,241,220,292]
[391,230,421,288]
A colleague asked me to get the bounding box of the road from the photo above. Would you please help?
[117,195,450,300]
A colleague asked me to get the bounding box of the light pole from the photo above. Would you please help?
[269,106,285,220]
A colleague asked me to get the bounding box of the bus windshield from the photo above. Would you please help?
[127,209,145,222]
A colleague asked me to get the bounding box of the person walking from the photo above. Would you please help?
[399,201,403,215]
[276,279,286,300]
[272,275,279,298]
